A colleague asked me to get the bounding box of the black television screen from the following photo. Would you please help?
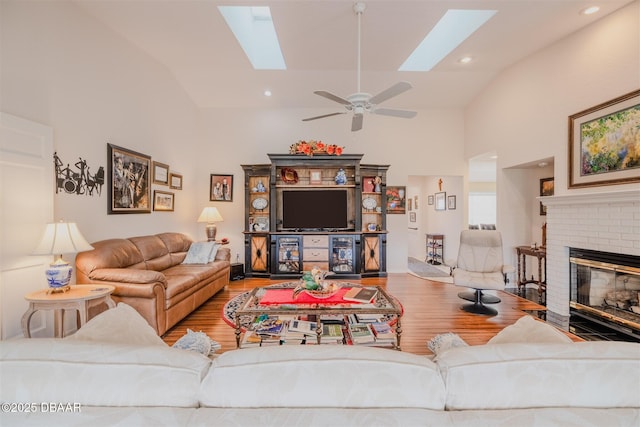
[282,190,349,230]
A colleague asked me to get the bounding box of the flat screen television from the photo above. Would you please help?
[282,190,350,230]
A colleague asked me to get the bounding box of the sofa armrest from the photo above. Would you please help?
[88,268,167,286]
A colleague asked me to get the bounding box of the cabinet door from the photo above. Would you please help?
[250,235,268,272]
[330,235,355,274]
[277,236,301,273]
[363,235,381,272]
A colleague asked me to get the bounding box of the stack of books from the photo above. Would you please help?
[369,322,396,347]
[321,323,345,344]
[347,322,376,345]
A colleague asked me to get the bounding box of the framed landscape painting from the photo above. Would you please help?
[569,89,640,188]
[108,144,151,214]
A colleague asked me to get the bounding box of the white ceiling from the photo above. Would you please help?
[75,0,633,110]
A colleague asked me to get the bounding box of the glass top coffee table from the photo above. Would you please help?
[234,282,403,349]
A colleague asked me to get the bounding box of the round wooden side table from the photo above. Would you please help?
[22,284,116,338]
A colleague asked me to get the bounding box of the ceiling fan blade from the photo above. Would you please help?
[369,81,413,105]
[302,112,346,122]
[372,108,417,119]
[351,113,364,132]
[314,91,352,105]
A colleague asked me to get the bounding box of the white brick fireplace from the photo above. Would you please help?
[541,189,640,318]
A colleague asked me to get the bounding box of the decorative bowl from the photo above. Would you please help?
[294,281,340,299]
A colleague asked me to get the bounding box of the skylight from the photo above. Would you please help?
[218,6,286,70]
[399,9,497,72]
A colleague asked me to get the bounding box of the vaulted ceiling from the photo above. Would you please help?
[75,0,633,110]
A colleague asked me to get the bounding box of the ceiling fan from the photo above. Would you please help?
[302,2,417,132]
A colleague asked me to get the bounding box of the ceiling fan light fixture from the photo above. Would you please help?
[302,1,416,132]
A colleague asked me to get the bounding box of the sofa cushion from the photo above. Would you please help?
[65,302,165,346]
[427,332,469,355]
[199,345,446,410]
[0,339,210,407]
[487,315,572,345]
[437,341,640,410]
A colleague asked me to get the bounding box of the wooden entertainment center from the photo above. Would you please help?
[242,154,389,279]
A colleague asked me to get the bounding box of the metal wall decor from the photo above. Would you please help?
[54,152,105,196]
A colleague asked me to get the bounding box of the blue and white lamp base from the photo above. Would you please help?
[45,257,72,293]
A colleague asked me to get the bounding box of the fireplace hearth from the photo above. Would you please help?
[569,248,640,342]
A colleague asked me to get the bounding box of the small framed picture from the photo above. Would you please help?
[385,186,406,214]
[540,177,554,215]
[169,173,183,190]
[153,190,174,212]
[428,195,434,206]
[152,161,169,185]
[409,212,416,222]
[309,169,322,185]
[434,192,446,211]
[210,174,233,201]
[447,195,456,210]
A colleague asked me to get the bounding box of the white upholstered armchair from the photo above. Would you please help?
[450,230,513,315]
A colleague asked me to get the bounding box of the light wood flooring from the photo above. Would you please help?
[162,273,576,355]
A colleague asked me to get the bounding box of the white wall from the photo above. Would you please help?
[1,0,203,246]
[466,1,640,268]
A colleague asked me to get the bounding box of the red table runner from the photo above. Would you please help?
[259,287,357,305]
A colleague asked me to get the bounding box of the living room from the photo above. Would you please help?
[2,2,639,424]
[2,0,639,338]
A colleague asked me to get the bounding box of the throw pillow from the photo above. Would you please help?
[427,332,469,355]
[487,315,572,345]
[183,242,216,264]
[172,329,222,357]
[66,302,166,346]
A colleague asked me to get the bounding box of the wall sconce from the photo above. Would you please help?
[197,207,224,241]
[32,221,94,293]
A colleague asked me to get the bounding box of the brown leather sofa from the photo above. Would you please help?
[75,232,230,335]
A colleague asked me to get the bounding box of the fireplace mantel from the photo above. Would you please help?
[540,189,640,207]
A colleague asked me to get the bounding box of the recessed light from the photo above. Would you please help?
[459,56,473,64]
[538,162,548,168]
[264,90,272,97]
[582,6,600,15]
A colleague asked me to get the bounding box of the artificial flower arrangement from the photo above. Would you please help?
[290,140,344,156]
[292,266,340,299]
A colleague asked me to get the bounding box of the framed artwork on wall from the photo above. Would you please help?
[309,169,322,184]
[108,144,151,214]
[569,89,640,188]
[434,192,446,211]
[540,177,554,215]
[409,212,416,222]
[169,173,183,190]
[152,161,169,185]
[447,195,456,210]
[210,174,233,201]
[428,195,434,205]
[386,186,406,214]
[153,190,174,212]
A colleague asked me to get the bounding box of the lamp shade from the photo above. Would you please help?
[32,222,94,256]
[197,207,223,224]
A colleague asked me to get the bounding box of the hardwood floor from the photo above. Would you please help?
[162,273,570,355]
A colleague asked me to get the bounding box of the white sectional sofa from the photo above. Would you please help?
[1,306,639,427]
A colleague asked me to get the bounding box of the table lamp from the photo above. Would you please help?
[197,207,223,241]
[32,221,94,293]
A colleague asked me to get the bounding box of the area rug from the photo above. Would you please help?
[223,283,403,331]
[408,257,453,283]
